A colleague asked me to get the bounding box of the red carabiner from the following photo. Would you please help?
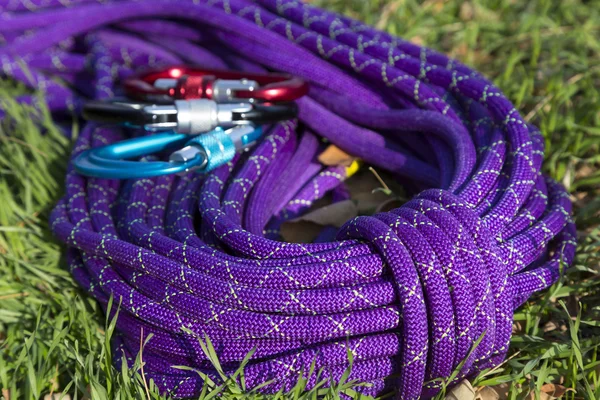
[123,66,309,103]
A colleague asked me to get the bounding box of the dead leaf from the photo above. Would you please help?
[512,320,524,334]
[543,321,560,333]
[353,191,394,214]
[476,386,500,400]
[317,145,356,167]
[280,220,323,243]
[485,383,511,399]
[279,162,409,243]
[44,394,71,400]
[460,2,474,20]
[451,43,469,59]
[375,198,404,213]
[410,36,424,46]
[526,383,571,400]
[2,389,10,400]
[541,383,569,398]
[575,164,594,180]
[446,380,477,400]
[289,200,358,228]
[565,296,580,319]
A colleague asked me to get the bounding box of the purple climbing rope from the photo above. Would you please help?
[0,0,576,398]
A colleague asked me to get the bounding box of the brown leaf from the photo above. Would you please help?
[543,321,560,333]
[565,296,580,319]
[540,383,573,399]
[44,394,71,400]
[478,383,510,400]
[375,198,404,213]
[352,191,393,214]
[2,389,10,400]
[451,43,469,59]
[575,164,594,180]
[460,2,475,20]
[476,386,500,400]
[446,380,477,400]
[280,186,360,244]
[512,320,524,334]
[537,383,570,399]
[280,220,324,243]
[410,36,424,46]
[289,200,358,228]
[317,145,356,167]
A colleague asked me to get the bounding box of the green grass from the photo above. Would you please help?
[1,0,600,399]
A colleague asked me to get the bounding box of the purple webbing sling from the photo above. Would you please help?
[0,0,576,398]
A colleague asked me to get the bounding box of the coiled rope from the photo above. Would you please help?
[0,0,576,397]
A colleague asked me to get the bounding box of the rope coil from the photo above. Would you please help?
[0,0,577,398]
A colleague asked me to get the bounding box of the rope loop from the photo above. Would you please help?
[0,0,577,397]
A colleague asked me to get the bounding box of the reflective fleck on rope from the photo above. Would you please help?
[0,0,576,398]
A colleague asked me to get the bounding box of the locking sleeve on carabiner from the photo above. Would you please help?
[82,99,296,134]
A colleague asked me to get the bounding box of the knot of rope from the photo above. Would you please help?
[0,0,578,398]
[338,190,508,398]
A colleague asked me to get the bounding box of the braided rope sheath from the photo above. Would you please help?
[0,0,577,397]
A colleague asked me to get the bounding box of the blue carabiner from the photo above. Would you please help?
[72,126,263,179]
[73,132,200,179]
